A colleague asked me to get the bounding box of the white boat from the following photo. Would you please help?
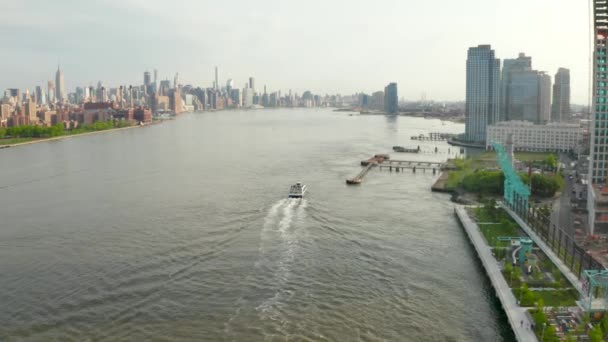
[288,182,307,198]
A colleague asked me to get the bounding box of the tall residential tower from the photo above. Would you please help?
[501,53,532,121]
[464,45,500,142]
[384,83,398,114]
[588,1,608,235]
[551,68,571,122]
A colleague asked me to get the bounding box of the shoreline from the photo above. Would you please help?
[0,121,163,149]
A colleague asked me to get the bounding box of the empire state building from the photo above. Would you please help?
[55,65,65,103]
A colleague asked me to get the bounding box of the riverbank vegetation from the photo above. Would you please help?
[446,153,563,198]
[0,120,133,145]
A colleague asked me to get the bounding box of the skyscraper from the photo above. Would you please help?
[215,66,219,91]
[551,68,571,122]
[144,71,152,86]
[159,80,171,96]
[243,86,253,107]
[226,79,234,93]
[153,69,159,94]
[504,67,551,124]
[249,77,255,91]
[501,53,532,121]
[538,72,551,123]
[35,86,43,104]
[55,65,65,103]
[589,2,608,234]
[47,81,55,103]
[464,45,500,142]
[25,99,36,122]
[383,83,398,114]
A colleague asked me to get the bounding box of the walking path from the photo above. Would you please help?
[500,204,583,296]
[455,206,537,342]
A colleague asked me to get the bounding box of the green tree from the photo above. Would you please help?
[602,313,608,335]
[545,154,557,170]
[543,325,559,342]
[0,127,6,139]
[513,266,522,282]
[519,283,536,306]
[589,324,603,342]
[534,309,547,330]
[504,260,512,271]
[462,170,504,195]
[564,332,576,342]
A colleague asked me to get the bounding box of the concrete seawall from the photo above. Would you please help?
[454,206,537,342]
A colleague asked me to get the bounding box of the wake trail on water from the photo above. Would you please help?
[278,199,298,234]
[263,199,287,232]
[226,198,307,334]
[296,199,308,220]
[255,198,305,321]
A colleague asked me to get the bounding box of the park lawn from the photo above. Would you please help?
[0,137,37,145]
[473,206,521,247]
[477,151,551,162]
[481,224,520,247]
[512,288,578,307]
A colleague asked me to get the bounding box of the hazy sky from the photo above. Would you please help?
[0,0,590,103]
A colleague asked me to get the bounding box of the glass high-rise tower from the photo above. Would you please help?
[383,83,398,114]
[464,45,500,143]
[588,0,608,234]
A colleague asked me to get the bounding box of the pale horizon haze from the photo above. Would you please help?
[0,0,591,103]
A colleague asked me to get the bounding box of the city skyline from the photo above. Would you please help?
[0,0,589,103]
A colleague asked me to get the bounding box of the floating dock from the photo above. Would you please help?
[392,146,420,153]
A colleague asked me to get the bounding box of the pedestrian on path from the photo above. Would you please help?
[520,320,523,327]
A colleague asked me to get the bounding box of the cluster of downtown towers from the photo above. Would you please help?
[463,45,570,143]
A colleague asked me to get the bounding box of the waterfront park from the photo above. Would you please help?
[457,143,608,341]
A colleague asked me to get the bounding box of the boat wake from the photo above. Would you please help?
[255,198,305,320]
[225,198,307,335]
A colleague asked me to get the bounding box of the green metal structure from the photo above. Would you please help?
[581,270,608,312]
[496,236,533,265]
[519,238,533,265]
[493,142,530,216]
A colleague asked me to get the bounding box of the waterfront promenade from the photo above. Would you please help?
[455,206,537,342]
[501,204,583,295]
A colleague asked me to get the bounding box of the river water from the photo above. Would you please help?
[0,109,513,341]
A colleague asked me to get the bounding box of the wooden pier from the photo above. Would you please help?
[346,163,375,184]
[346,154,446,185]
[382,159,443,170]
[410,132,456,141]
